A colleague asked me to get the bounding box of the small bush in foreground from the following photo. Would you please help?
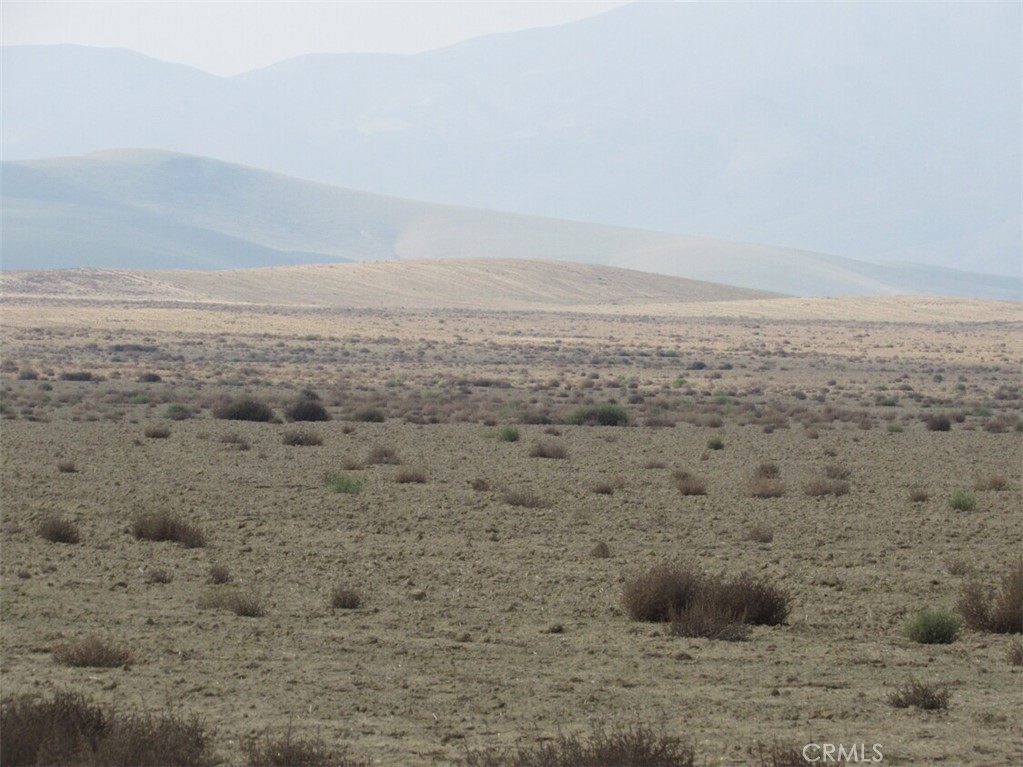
[754,463,780,479]
[909,487,929,503]
[754,744,807,767]
[395,468,427,484]
[887,679,950,710]
[131,512,206,548]
[244,728,366,767]
[669,600,749,641]
[56,460,77,474]
[529,441,568,459]
[144,424,171,439]
[0,691,215,767]
[145,568,172,584]
[366,445,401,465]
[352,407,385,423]
[705,437,724,451]
[957,560,1023,633]
[503,489,544,508]
[164,403,193,420]
[330,587,363,610]
[673,470,707,496]
[948,489,977,511]
[53,635,132,668]
[622,564,703,623]
[905,608,961,644]
[498,426,520,442]
[568,403,629,426]
[1007,639,1023,666]
[286,399,331,422]
[198,587,266,617]
[804,479,850,497]
[749,478,786,498]
[38,516,80,544]
[208,564,231,584]
[325,473,364,494]
[213,397,273,422]
[461,725,695,767]
[925,415,952,431]
[282,429,322,446]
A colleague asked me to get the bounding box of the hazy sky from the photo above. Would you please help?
[1,1,629,76]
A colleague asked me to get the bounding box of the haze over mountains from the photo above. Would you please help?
[1,2,1019,297]
[3,150,1018,300]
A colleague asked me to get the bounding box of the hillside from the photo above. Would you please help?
[2,3,1018,277]
[2,150,1017,299]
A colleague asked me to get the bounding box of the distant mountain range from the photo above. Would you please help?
[2,150,1017,299]
[2,1,1019,280]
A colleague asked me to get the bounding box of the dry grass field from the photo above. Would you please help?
[1,266,1021,766]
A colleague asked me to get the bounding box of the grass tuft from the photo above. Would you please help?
[905,608,961,644]
[887,679,951,710]
[131,512,206,548]
[53,635,132,668]
[38,515,80,544]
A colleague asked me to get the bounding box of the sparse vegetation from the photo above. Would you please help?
[590,541,611,559]
[287,397,331,422]
[706,437,724,451]
[887,679,951,710]
[164,403,193,420]
[213,397,274,422]
[497,426,520,442]
[131,512,206,548]
[803,478,850,497]
[244,728,365,767]
[282,428,323,446]
[330,587,363,610]
[395,468,427,484]
[352,407,385,423]
[673,469,707,496]
[747,524,774,543]
[208,564,231,584]
[528,440,568,459]
[925,415,952,432]
[144,424,171,438]
[957,560,1023,634]
[503,489,544,508]
[909,487,929,503]
[905,608,961,644]
[568,403,629,426]
[53,635,131,668]
[198,586,266,617]
[38,515,80,544]
[56,460,77,473]
[366,445,401,465]
[325,473,364,494]
[948,489,977,511]
[974,474,1008,491]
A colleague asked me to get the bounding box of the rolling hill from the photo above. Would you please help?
[2,150,1017,299]
[2,2,1019,277]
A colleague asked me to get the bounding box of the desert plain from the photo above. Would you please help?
[1,262,1021,766]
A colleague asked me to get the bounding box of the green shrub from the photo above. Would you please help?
[497,426,520,442]
[325,473,364,494]
[213,397,273,422]
[568,403,629,426]
[905,608,961,644]
[706,437,724,451]
[948,489,977,511]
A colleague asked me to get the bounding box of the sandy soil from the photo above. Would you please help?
[1,296,1021,766]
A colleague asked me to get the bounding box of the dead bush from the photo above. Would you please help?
[208,565,231,584]
[38,515,80,544]
[747,525,774,544]
[244,728,365,767]
[974,474,1008,491]
[529,441,568,459]
[198,586,266,617]
[749,478,786,498]
[53,635,131,668]
[461,724,695,767]
[56,460,77,474]
[925,415,952,432]
[887,679,950,710]
[823,464,851,480]
[330,587,363,610]
[395,468,427,484]
[144,425,171,439]
[131,512,206,548]
[503,489,544,508]
[0,691,215,767]
[145,568,172,585]
[673,470,707,496]
[622,564,704,622]
[957,560,1023,633]
[213,397,273,422]
[286,399,331,422]
[754,463,780,479]
[366,445,401,465]
[909,487,930,503]
[755,744,807,767]
[669,600,749,641]
[1008,639,1023,666]
[804,479,850,497]
[282,429,322,446]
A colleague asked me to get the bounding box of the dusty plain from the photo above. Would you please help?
[1,274,1021,766]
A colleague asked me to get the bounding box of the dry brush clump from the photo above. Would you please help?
[244,729,366,767]
[803,478,850,497]
[286,397,331,422]
[529,441,569,459]
[673,470,707,496]
[395,468,428,484]
[53,635,132,668]
[143,424,171,439]
[38,515,80,544]
[887,679,951,710]
[330,586,363,610]
[365,445,401,465]
[503,489,544,508]
[213,397,274,422]
[957,560,1023,634]
[461,724,695,767]
[282,429,323,446]
[198,586,266,617]
[131,512,206,548]
[0,691,215,767]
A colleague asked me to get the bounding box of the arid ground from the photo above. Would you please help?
[1,266,1021,766]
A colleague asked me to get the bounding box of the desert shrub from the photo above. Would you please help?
[145,568,172,584]
[59,371,93,382]
[749,479,785,498]
[137,372,162,383]
[529,441,568,459]
[38,516,80,544]
[498,426,520,442]
[643,459,668,469]
[56,460,77,473]
[669,600,749,641]
[164,403,193,420]
[17,369,38,380]
[887,679,950,710]
[287,399,331,422]
[712,573,790,625]
[144,424,171,439]
[673,470,707,496]
[366,445,401,465]
[0,691,214,767]
[352,407,385,423]
[325,473,364,494]
[1008,639,1023,666]
[705,437,724,451]
[747,524,774,544]
[622,564,704,622]
[198,587,265,617]
[909,487,929,503]
[470,478,491,492]
[754,744,807,767]
[754,463,780,479]
[957,560,1023,633]
[213,397,273,422]
[282,429,322,446]
[804,479,850,497]
[823,464,851,480]
[394,468,427,484]
[208,565,231,584]
[925,415,952,432]
[131,512,206,548]
[948,489,977,511]
[461,724,695,767]
[905,608,961,644]
[590,541,611,559]
[244,728,365,767]
[568,403,629,426]
[974,474,1008,491]
[592,477,625,496]
[53,636,131,668]
[503,489,544,508]
[330,587,362,610]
